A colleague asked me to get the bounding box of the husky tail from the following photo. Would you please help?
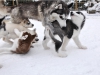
[49,30,62,52]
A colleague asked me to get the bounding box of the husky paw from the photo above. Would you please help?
[58,50,67,57]
[79,45,87,49]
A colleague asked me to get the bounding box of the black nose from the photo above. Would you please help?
[70,12,74,16]
[32,24,34,27]
[35,38,39,41]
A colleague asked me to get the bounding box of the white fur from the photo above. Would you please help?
[50,13,66,28]
[57,36,70,57]
[0,29,30,54]
[57,12,87,57]
[71,12,84,27]
[42,27,51,50]
[1,20,35,44]
[49,11,87,57]
[73,36,87,49]
[54,35,62,42]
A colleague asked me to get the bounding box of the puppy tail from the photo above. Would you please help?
[49,31,62,52]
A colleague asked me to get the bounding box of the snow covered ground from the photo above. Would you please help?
[0,11,100,75]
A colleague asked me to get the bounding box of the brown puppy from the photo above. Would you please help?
[0,29,37,54]
[11,32,36,54]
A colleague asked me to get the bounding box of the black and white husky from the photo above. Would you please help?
[42,11,87,57]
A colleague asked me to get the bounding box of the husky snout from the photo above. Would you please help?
[32,24,34,27]
[70,12,74,16]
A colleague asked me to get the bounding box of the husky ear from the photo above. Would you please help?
[55,4,62,9]
[67,2,73,8]
[58,4,62,9]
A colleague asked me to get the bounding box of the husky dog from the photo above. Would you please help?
[11,1,43,23]
[11,0,73,24]
[1,19,35,44]
[0,29,37,54]
[43,11,87,57]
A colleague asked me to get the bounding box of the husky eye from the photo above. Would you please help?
[59,16,65,20]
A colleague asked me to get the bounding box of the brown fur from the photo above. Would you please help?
[11,32,36,54]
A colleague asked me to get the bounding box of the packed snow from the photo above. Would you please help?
[0,11,100,75]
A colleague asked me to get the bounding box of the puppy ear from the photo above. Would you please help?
[67,2,73,8]
[58,4,62,9]
[55,4,62,9]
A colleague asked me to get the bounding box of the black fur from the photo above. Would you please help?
[48,19,78,51]
[0,16,6,25]
[61,19,78,39]
[0,22,6,31]
[43,36,46,40]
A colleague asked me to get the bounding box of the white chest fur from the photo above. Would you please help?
[72,29,80,38]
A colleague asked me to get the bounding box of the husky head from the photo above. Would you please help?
[21,19,34,28]
[49,1,73,28]
[70,11,85,28]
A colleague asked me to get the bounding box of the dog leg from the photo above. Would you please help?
[58,36,70,57]
[73,36,87,49]
[42,36,50,50]
[42,28,51,50]
[14,28,21,37]
[3,37,13,44]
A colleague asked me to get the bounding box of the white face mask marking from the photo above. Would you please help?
[50,13,66,28]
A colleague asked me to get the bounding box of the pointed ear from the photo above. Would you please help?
[67,2,73,8]
[58,4,62,9]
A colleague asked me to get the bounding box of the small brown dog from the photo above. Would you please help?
[0,29,37,54]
